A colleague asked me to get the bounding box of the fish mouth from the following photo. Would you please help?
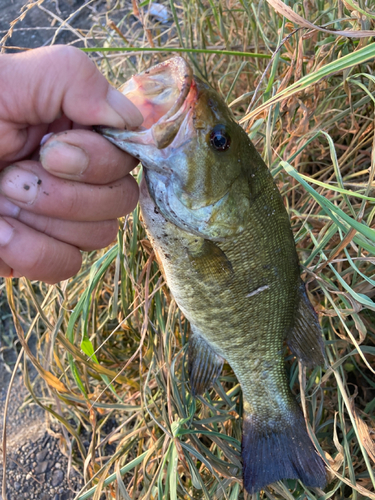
[97,57,197,155]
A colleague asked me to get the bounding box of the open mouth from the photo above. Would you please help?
[98,57,197,151]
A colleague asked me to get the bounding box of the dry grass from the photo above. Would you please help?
[2,0,375,499]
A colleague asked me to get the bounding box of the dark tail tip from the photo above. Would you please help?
[242,410,327,494]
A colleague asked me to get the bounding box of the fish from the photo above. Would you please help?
[97,57,327,493]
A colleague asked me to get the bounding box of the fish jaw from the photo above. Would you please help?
[97,57,195,176]
[99,56,195,152]
[96,127,172,175]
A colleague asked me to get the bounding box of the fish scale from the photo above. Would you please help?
[98,56,327,494]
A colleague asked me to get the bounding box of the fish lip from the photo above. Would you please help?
[146,57,193,132]
[104,57,195,151]
[96,123,181,178]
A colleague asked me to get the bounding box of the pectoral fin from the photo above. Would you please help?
[188,332,224,396]
[287,281,326,367]
[187,239,234,285]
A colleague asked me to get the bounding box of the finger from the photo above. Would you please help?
[0,122,49,165]
[0,45,143,162]
[0,196,21,217]
[16,210,118,251]
[0,162,139,222]
[40,129,139,183]
[0,194,119,250]
[0,216,82,284]
[0,257,12,278]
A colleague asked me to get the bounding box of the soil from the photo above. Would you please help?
[0,298,84,500]
[0,0,97,50]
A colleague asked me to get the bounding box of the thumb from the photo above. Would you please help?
[0,45,143,158]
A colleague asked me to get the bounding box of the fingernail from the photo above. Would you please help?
[0,217,14,246]
[40,132,54,146]
[0,166,40,204]
[106,86,144,129]
[40,140,89,177]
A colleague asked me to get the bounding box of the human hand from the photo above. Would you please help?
[0,45,143,284]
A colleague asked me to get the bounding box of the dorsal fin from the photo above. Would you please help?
[287,281,326,367]
[188,332,224,397]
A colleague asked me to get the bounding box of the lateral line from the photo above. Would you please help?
[246,285,270,298]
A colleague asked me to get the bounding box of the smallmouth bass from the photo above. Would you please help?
[98,57,327,493]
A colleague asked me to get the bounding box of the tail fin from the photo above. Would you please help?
[242,407,326,494]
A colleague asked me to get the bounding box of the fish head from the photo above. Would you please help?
[98,57,252,239]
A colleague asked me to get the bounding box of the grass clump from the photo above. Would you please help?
[2,0,375,499]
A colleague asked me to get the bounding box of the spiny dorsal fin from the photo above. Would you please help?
[188,332,224,397]
[287,281,326,367]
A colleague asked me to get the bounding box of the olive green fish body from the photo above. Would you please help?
[98,57,327,493]
[140,138,299,417]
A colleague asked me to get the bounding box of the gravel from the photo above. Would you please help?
[1,432,83,500]
[0,310,84,499]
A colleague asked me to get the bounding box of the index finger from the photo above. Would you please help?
[0,45,143,161]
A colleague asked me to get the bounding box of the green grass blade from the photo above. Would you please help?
[241,42,375,122]
[281,161,375,250]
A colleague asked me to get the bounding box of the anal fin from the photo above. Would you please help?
[287,281,326,367]
[188,332,224,397]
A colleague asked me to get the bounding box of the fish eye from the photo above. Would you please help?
[210,124,231,151]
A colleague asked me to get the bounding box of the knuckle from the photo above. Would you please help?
[49,45,85,69]
[31,239,81,283]
[29,238,51,271]
[63,182,82,218]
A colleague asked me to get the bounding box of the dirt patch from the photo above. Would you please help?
[0,0,97,50]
